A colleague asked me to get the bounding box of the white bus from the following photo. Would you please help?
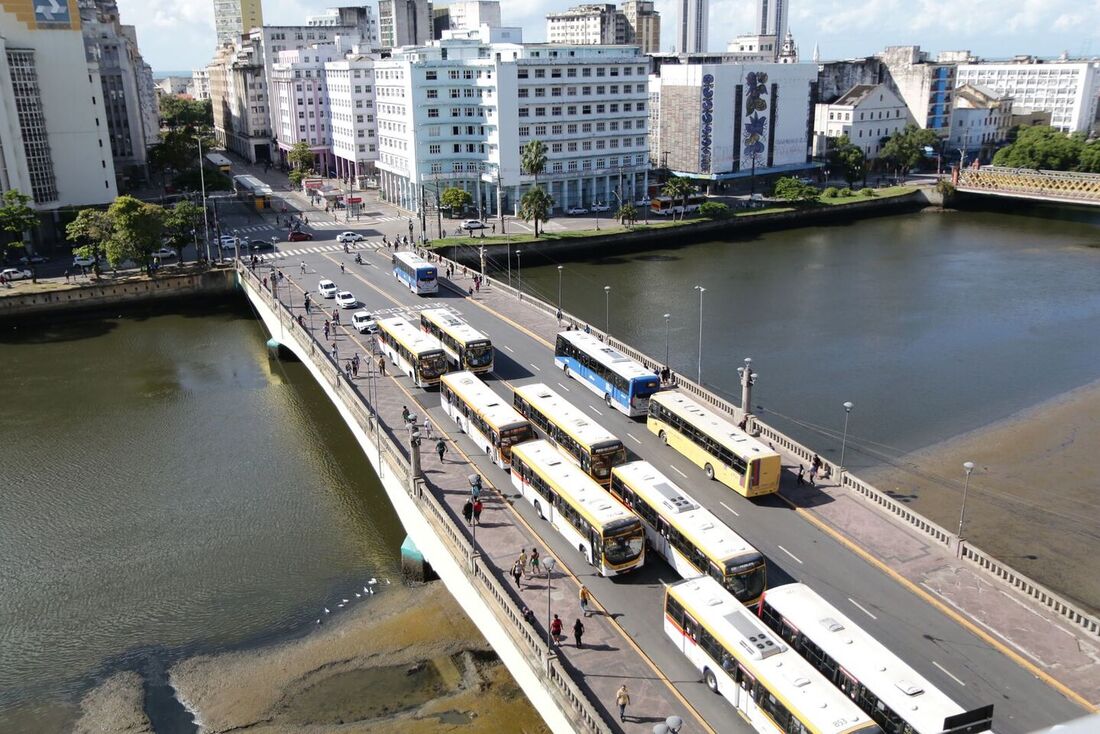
[760,584,995,734]
[420,308,494,375]
[392,251,438,295]
[648,391,781,497]
[510,440,645,576]
[664,576,883,734]
[512,382,627,486]
[375,317,447,387]
[440,371,534,469]
[610,461,767,605]
[554,330,661,417]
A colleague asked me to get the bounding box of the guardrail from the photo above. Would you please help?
[421,251,1100,640]
[237,263,614,732]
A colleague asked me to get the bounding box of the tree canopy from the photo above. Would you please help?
[0,189,38,251]
[105,196,167,270]
[66,208,114,274]
[992,126,1100,172]
[826,135,867,185]
[518,186,552,238]
[661,176,695,220]
[164,200,205,260]
[521,140,548,183]
[773,177,818,202]
[159,96,213,131]
[440,186,472,214]
[879,124,939,176]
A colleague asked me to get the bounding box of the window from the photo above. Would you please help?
[596,86,605,95]
[427,89,438,98]
[518,88,529,98]
[551,142,563,153]
[518,125,530,136]
[428,108,439,118]
[429,144,441,154]
[535,125,547,135]
[535,69,545,78]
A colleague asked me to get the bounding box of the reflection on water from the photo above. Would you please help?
[0,301,404,730]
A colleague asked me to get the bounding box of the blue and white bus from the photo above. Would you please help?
[554,330,661,417]
[392,251,437,295]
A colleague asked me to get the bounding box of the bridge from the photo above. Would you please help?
[236,240,1099,734]
[954,166,1100,206]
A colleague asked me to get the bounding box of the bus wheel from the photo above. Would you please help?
[704,668,718,693]
[659,430,668,445]
[604,393,612,408]
[534,501,544,520]
[704,463,715,480]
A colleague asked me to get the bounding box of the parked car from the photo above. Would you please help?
[591,203,610,213]
[1,267,32,281]
[634,198,651,207]
[18,254,48,265]
[565,206,589,215]
[72,255,97,268]
[152,247,177,259]
[220,237,240,252]
[337,232,364,243]
[249,240,275,252]
[318,280,338,298]
[352,311,377,333]
[335,291,358,309]
[462,219,487,230]
[288,231,314,242]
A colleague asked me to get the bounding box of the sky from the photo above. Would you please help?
[125,0,1100,73]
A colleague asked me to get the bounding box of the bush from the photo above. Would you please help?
[698,201,730,219]
[838,187,853,197]
[822,187,839,198]
[859,187,876,197]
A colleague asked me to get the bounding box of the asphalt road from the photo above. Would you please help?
[277,240,1084,734]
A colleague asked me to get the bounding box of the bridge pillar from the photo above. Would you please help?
[265,337,298,362]
[738,358,756,420]
[400,535,436,582]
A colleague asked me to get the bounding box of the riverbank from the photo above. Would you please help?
[862,378,1100,613]
[168,581,548,734]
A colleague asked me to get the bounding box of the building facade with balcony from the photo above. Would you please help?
[270,46,340,172]
[955,59,1098,134]
[325,53,380,181]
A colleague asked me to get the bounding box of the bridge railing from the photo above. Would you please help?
[422,252,1100,640]
[957,166,1100,202]
[237,263,614,732]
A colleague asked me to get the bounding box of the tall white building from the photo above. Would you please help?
[676,0,707,54]
[191,68,211,100]
[0,0,116,210]
[378,0,432,48]
[325,53,380,180]
[372,36,650,218]
[270,46,340,172]
[755,0,786,44]
[955,60,1099,134]
[546,4,627,46]
[306,6,379,46]
[813,83,909,159]
[208,36,271,162]
[446,1,501,32]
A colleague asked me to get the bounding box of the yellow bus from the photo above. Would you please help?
[512,382,627,486]
[440,371,534,469]
[648,391,780,497]
[420,308,494,375]
[610,461,766,605]
[375,317,447,388]
[665,576,882,734]
[510,440,645,576]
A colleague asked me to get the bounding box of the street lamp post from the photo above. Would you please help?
[839,401,854,473]
[544,556,557,673]
[957,461,976,542]
[516,250,522,299]
[693,285,705,384]
[196,136,210,262]
[603,285,611,337]
[556,265,563,320]
[663,313,670,369]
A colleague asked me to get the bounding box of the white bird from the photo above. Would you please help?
[324,608,330,614]
[338,603,345,608]
[367,587,374,595]
[368,578,377,585]
[385,578,391,585]
[316,619,321,624]
[363,586,370,593]
[355,593,361,598]
[342,599,349,603]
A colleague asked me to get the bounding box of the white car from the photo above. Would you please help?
[634,198,651,207]
[337,232,364,244]
[152,247,177,259]
[1,267,31,281]
[318,279,338,298]
[335,291,358,309]
[565,206,588,215]
[591,203,610,213]
[462,219,487,230]
[73,255,97,268]
[220,237,240,252]
[352,311,377,333]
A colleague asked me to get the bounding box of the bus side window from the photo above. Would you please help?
[737,664,754,692]
[683,614,698,642]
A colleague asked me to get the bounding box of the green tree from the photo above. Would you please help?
[772,177,818,202]
[0,189,38,256]
[518,186,553,238]
[661,176,695,221]
[991,126,1086,171]
[615,202,638,226]
[164,200,205,261]
[107,196,167,271]
[879,124,939,178]
[521,140,548,188]
[440,186,472,215]
[1078,140,1100,173]
[66,208,114,275]
[827,135,867,186]
[698,201,730,218]
[159,96,213,131]
[288,141,315,173]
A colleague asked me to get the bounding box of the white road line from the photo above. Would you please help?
[848,598,878,620]
[529,363,542,372]
[777,545,803,564]
[503,345,515,353]
[670,465,688,478]
[932,661,966,687]
[719,501,739,517]
[626,432,642,445]
[557,382,572,392]
[588,405,603,416]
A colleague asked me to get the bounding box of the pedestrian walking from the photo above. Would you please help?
[435,438,447,462]
[402,405,411,424]
[345,361,352,378]
[64,269,70,283]
[511,560,524,589]
[573,618,585,648]
[324,320,330,339]
[300,261,306,275]
[472,498,483,525]
[475,278,480,293]
[797,465,805,485]
[530,548,541,578]
[517,548,529,579]
[340,262,345,274]
[492,223,496,234]
[470,478,481,500]
[550,614,563,644]
[579,585,591,617]
[615,685,630,723]
[462,499,473,524]
[331,343,338,360]
[352,358,359,378]
[421,419,432,440]
[378,355,386,375]
[331,308,340,324]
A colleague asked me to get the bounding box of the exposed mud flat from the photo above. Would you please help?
[72,671,153,734]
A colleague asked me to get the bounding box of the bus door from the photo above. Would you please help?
[589,528,602,566]
[749,460,761,490]
[681,612,699,652]
[735,663,756,711]
[837,666,860,704]
[656,516,672,559]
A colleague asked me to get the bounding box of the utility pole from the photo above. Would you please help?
[496,166,505,234]
[420,185,428,240]
[196,136,210,262]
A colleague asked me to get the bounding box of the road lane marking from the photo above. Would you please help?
[777,545,803,564]
[719,501,739,517]
[670,466,688,478]
[626,432,642,445]
[529,363,542,372]
[848,598,878,620]
[932,661,966,687]
[587,405,603,416]
[503,345,515,353]
[557,382,571,392]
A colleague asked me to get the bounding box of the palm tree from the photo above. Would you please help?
[519,186,553,239]
[662,176,695,221]
[520,140,549,237]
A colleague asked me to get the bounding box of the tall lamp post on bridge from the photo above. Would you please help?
[693,285,705,384]
[957,461,976,545]
[557,265,564,321]
[516,250,522,299]
[663,313,670,369]
[544,556,557,673]
[196,135,210,262]
[603,285,611,337]
[839,401,854,473]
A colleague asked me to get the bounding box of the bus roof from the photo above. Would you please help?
[556,331,658,381]
[393,251,436,271]
[613,461,761,566]
[232,174,272,194]
[377,317,445,356]
[205,152,232,165]
[668,577,877,734]
[511,440,638,530]
[441,371,528,431]
[650,392,779,463]
[421,308,491,346]
[763,583,976,734]
[514,382,622,449]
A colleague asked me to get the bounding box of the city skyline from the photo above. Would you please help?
[124,0,1100,71]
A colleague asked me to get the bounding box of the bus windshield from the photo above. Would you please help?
[417,267,437,283]
[418,352,446,379]
[590,442,628,480]
[631,377,661,399]
[466,341,493,367]
[724,559,767,602]
[603,519,644,566]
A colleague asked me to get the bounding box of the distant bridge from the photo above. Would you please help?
[954,166,1100,206]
